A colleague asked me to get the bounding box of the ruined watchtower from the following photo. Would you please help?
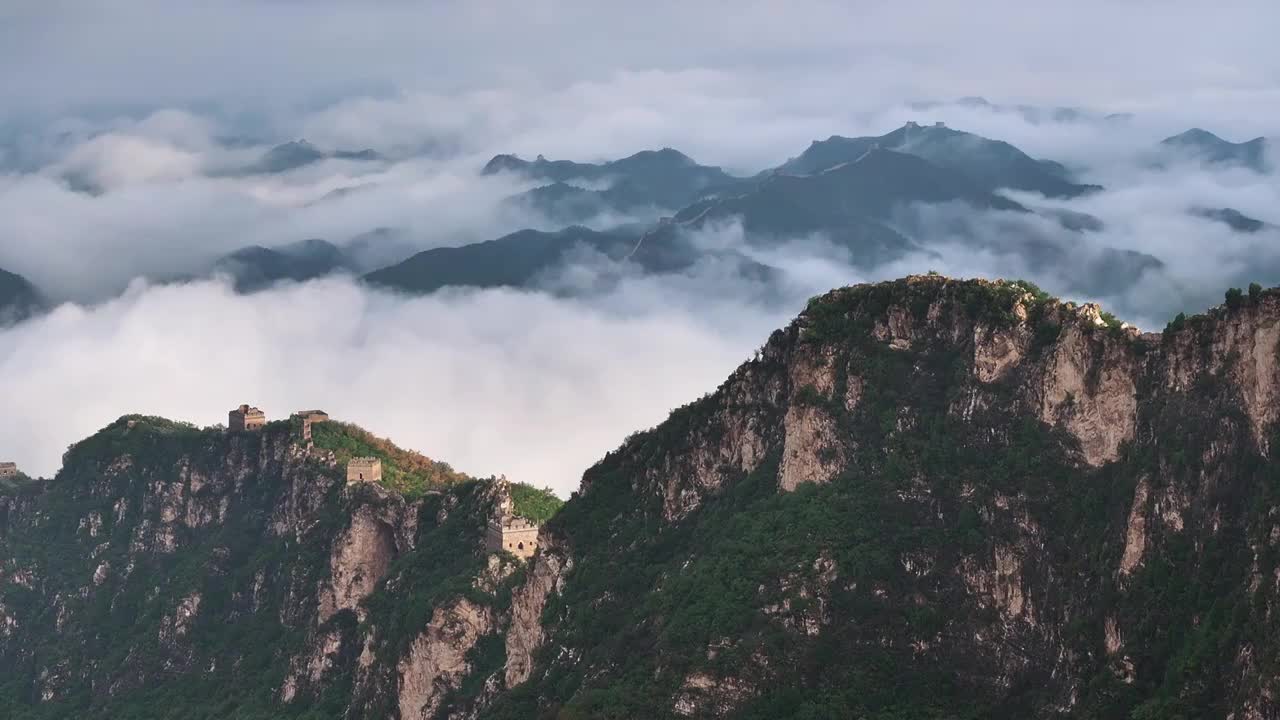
[0,462,17,478]
[346,457,382,484]
[485,478,540,559]
[292,409,329,443]
[228,404,266,432]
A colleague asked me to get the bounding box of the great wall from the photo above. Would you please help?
[226,403,545,560]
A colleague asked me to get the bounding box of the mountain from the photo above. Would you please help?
[8,276,1280,718]
[369,148,1013,295]
[774,121,1100,198]
[0,266,45,325]
[485,148,744,220]
[505,182,617,223]
[211,238,355,292]
[479,276,1280,719]
[363,225,776,296]
[1192,206,1268,233]
[664,147,1029,266]
[378,146,1153,297]
[251,140,383,174]
[0,414,552,719]
[1159,129,1271,172]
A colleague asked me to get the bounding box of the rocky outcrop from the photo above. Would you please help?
[672,671,755,717]
[484,276,1280,718]
[10,276,1280,720]
[1119,477,1150,576]
[397,598,496,720]
[778,403,845,491]
[0,418,541,720]
[318,489,413,623]
[504,545,570,688]
[1036,307,1138,466]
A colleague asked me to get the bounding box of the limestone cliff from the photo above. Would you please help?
[0,419,542,720]
[7,275,1280,719]
[483,275,1280,719]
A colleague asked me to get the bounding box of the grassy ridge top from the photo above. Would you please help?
[307,420,564,517]
[510,482,563,523]
[309,420,471,498]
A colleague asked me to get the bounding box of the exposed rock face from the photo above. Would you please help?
[1119,476,1151,576]
[504,544,570,688]
[0,420,533,720]
[8,275,1280,719]
[672,671,754,717]
[483,276,1280,719]
[778,404,844,491]
[398,598,495,720]
[1037,309,1138,466]
[318,492,410,623]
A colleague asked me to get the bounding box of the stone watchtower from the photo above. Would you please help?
[292,409,329,443]
[228,404,266,432]
[485,477,541,559]
[346,457,382,484]
[0,462,17,478]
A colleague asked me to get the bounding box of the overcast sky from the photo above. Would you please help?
[3,1,1279,116]
[1,0,1278,492]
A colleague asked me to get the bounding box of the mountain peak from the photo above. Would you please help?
[777,123,1091,197]
[10,274,1280,718]
[613,147,698,168]
[1158,127,1270,171]
[481,153,528,174]
[1162,127,1227,146]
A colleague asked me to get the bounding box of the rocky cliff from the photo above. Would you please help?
[6,275,1280,719]
[483,275,1280,719]
[0,418,550,720]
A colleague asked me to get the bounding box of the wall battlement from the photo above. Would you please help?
[489,516,538,532]
[292,410,329,442]
[228,404,266,432]
[346,457,382,484]
[485,477,541,558]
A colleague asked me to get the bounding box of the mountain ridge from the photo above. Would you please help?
[1159,128,1271,172]
[0,266,46,326]
[7,275,1280,717]
[773,121,1100,198]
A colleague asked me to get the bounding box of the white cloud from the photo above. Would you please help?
[0,275,800,494]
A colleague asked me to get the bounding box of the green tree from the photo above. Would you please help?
[1249,282,1263,304]
[1225,287,1244,310]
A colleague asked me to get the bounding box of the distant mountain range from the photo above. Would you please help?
[772,121,1100,198]
[366,139,1147,298]
[206,228,421,293]
[367,145,1024,295]
[485,148,743,223]
[0,267,45,326]
[365,226,639,294]
[236,123,1160,299]
[211,238,357,292]
[246,139,383,175]
[1158,129,1271,173]
[363,224,776,296]
[1193,207,1268,233]
[7,121,1275,326]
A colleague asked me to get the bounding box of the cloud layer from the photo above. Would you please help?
[0,275,811,491]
